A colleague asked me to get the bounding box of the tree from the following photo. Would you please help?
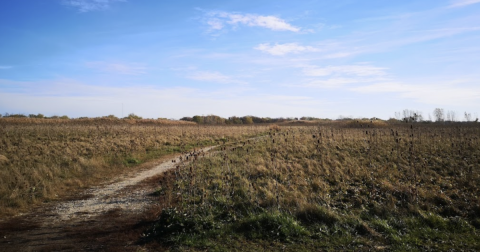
[244,116,254,124]
[104,114,118,119]
[433,108,444,122]
[192,115,204,124]
[394,112,401,120]
[4,113,26,118]
[125,113,142,119]
[446,110,456,122]
[398,109,423,122]
[180,117,193,122]
[228,116,243,124]
[203,115,225,124]
[464,112,472,122]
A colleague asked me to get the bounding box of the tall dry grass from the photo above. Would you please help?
[146,122,480,250]
[0,118,269,217]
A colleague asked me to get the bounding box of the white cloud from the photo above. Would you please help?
[289,64,390,89]
[350,81,480,106]
[326,9,480,60]
[62,0,126,12]
[85,61,146,75]
[207,19,224,30]
[186,71,245,84]
[299,78,368,88]
[255,43,319,56]
[205,11,300,32]
[0,78,325,118]
[324,52,355,59]
[303,64,388,77]
[0,78,189,98]
[0,66,13,70]
[449,0,480,7]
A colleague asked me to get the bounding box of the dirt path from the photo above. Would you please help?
[0,146,216,252]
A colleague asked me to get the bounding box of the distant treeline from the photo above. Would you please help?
[1,113,146,120]
[1,113,70,119]
[179,115,323,125]
[0,113,196,126]
[1,113,322,124]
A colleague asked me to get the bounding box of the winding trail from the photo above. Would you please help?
[54,146,216,222]
[0,145,216,251]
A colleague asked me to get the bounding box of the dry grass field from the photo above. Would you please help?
[1,118,479,251]
[0,118,268,217]
[142,122,480,251]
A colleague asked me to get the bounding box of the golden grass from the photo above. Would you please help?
[145,122,480,250]
[0,119,269,217]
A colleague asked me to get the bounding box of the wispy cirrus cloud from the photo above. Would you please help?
[204,11,300,32]
[85,61,146,75]
[186,71,245,84]
[299,78,370,88]
[255,43,320,56]
[291,64,389,88]
[449,0,480,8]
[303,64,388,77]
[295,61,480,106]
[0,66,13,70]
[350,81,480,106]
[62,0,126,12]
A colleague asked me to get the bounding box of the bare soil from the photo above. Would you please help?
[0,146,215,252]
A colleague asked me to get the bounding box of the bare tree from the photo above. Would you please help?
[433,108,444,122]
[400,109,423,122]
[465,112,472,122]
[445,110,457,122]
[416,112,424,122]
[451,111,457,121]
[395,112,402,120]
[403,109,412,122]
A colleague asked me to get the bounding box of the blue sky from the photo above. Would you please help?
[0,0,479,120]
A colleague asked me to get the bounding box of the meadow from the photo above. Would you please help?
[142,121,480,251]
[1,118,479,250]
[0,118,267,217]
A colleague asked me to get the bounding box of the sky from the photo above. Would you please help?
[0,0,479,120]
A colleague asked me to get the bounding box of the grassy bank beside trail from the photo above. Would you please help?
[0,120,269,217]
[143,123,480,251]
